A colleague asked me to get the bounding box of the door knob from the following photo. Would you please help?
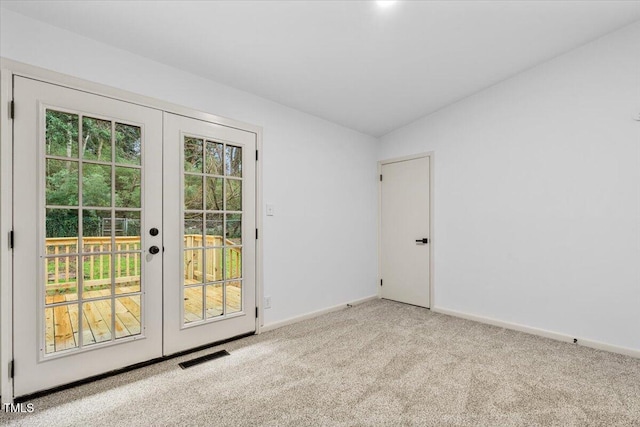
[149,246,160,255]
[149,228,159,236]
[415,238,429,244]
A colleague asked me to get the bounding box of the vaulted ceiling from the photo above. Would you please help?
[3,1,640,136]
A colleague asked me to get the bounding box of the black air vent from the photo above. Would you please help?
[178,350,230,369]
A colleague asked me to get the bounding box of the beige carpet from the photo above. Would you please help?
[2,299,639,426]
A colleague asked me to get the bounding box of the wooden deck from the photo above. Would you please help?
[45,285,242,354]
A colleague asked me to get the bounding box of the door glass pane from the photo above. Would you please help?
[115,123,141,165]
[184,249,203,285]
[184,286,204,323]
[83,163,112,207]
[115,253,141,294]
[44,110,145,355]
[206,213,223,246]
[46,159,79,206]
[206,177,223,211]
[206,248,223,282]
[184,213,203,248]
[46,208,78,254]
[44,306,56,354]
[45,256,78,304]
[115,167,141,208]
[206,284,223,318]
[184,137,203,173]
[225,145,242,177]
[82,253,111,299]
[226,214,241,245]
[225,179,241,211]
[225,248,242,279]
[225,281,242,314]
[115,295,141,338]
[82,117,112,162]
[118,211,142,250]
[184,175,203,210]
[82,300,113,345]
[45,303,79,354]
[205,141,224,175]
[46,110,79,158]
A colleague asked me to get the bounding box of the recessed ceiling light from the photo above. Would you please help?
[376,1,397,9]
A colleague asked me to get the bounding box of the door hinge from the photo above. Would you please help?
[256,228,258,239]
[256,150,258,161]
[255,307,259,318]
[9,360,14,379]
[380,279,383,287]
[10,100,15,120]
[379,174,383,182]
[9,230,14,249]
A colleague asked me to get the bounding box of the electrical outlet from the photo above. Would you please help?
[266,204,275,216]
[264,296,272,309]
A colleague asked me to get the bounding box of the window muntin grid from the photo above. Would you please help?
[43,108,144,355]
[183,136,243,324]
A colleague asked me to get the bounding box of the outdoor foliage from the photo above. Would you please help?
[45,110,242,241]
[45,110,142,238]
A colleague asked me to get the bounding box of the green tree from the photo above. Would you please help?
[45,110,143,237]
[46,110,78,158]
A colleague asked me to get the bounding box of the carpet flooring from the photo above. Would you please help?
[1,299,639,426]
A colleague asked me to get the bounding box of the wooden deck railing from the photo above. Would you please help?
[183,235,242,283]
[45,235,241,291]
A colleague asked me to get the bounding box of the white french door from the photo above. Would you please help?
[163,113,257,355]
[12,78,258,398]
[12,77,164,396]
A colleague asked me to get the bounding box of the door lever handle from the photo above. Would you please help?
[415,238,429,244]
[149,246,160,255]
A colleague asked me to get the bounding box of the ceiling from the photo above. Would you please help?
[3,1,640,136]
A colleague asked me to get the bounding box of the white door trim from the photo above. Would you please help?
[0,58,264,404]
[377,152,434,308]
[0,61,15,406]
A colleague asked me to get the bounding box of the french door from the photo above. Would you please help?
[163,113,256,355]
[13,77,164,396]
[12,77,257,397]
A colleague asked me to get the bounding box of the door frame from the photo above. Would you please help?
[377,152,434,307]
[0,58,264,404]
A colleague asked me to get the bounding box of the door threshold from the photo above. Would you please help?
[14,331,255,403]
[381,298,430,310]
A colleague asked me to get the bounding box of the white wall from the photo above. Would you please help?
[379,22,640,351]
[0,8,379,326]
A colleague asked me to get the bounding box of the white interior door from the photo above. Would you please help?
[380,157,431,308]
[163,113,257,355]
[12,77,163,397]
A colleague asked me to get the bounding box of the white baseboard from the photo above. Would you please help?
[261,295,379,333]
[432,306,640,359]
